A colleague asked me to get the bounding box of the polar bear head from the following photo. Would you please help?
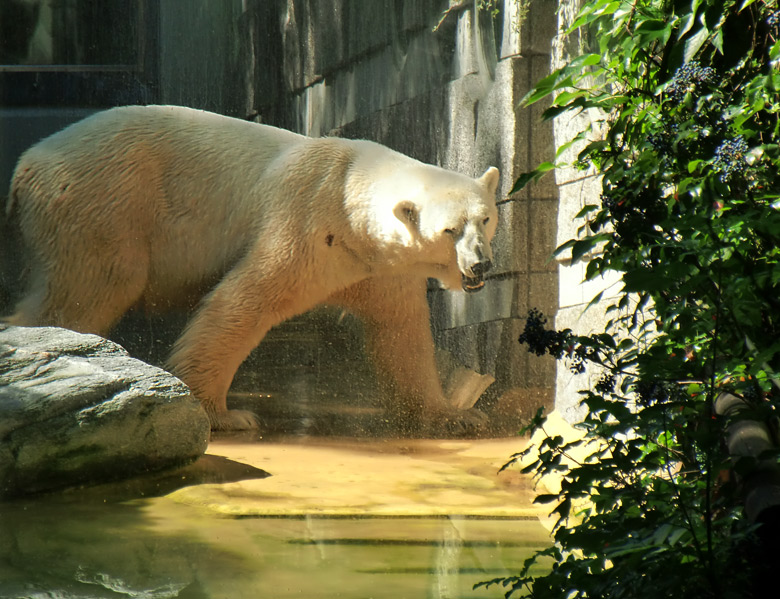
[391,165,500,292]
[350,143,500,292]
[347,142,500,291]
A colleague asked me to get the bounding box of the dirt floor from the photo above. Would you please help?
[170,434,541,518]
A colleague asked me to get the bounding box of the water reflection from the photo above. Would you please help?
[0,496,549,599]
[0,500,217,598]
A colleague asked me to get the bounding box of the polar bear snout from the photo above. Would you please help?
[456,228,493,272]
[461,258,491,293]
[469,258,492,278]
[455,220,494,292]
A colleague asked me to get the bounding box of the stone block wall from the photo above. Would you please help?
[158,0,246,116]
[550,0,619,423]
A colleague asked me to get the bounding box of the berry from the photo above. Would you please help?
[595,373,616,394]
[666,61,717,102]
[647,122,678,157]
[517,309,593,374]
[635,380,673,407]
[518,309,571,359]
[713,136,749,182]
[600,187,666,248]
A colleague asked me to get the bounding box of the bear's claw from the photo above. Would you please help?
[210,409,261,431]
[418,407,488,438]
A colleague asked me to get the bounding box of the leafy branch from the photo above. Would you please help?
[481,1,780,597]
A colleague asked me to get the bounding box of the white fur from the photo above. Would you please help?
[8,105,500,430]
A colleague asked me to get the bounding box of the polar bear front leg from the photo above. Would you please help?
[168,300,268,431]
[167,257,315,431]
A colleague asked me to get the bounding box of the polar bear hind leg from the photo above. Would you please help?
[9,237,150,337]
[329,276,468,433]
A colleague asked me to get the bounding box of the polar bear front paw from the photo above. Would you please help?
[421,407,488,438]
[445,407,488,435]
[210,409,261,431]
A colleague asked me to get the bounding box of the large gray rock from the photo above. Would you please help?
[0,325,210,498]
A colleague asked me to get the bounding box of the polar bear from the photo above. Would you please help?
[6,105,500,431]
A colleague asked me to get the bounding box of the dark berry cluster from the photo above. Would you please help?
[713,136,749,182]
[768,11,780,28]
[666,61,717,102]
[595,372,616,394]
[518,308,571,358]
[634,380,673,407]
[600,188,666,248]
[647,132,667,153]
[739,386,763,404]
[647,122,679,157]
[517,309,595,374]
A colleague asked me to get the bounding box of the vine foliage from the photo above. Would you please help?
[479,1,780,597]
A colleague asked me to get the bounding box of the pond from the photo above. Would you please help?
[0,436,551,599]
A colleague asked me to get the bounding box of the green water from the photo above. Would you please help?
[0,498,550,599]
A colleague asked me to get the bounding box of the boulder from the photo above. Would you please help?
[0,325,210,498]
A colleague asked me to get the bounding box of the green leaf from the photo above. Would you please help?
[712,28,724,55]
[636,19,669,33]
[521,71,571,106]
[574,204,600,219]
[687,159,703,173]
[572,233,612,263]
[552,89,586,106]
[667,526,689,546]
[554,238,577,258]
[684,27,709,63]
[622,269,674,293]
[493,0,780,595]
[770,39,780,62]
[519,73,556,106]
[534,494,561,505]
[509,162,557,194]
[573,53,603,69]
[571,238,599,263]
[678,0,703,37]
[567,0,621,33]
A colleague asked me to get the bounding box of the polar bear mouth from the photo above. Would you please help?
[461,274,485,293]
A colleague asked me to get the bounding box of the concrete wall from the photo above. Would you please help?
[0,1,249,313]
[158,0,246,116]
[550,0,618,423]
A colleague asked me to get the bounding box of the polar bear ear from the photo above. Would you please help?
[393,200,419,232]
[477,167,500,198]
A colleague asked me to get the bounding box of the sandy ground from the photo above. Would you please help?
[165,434,541,518]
